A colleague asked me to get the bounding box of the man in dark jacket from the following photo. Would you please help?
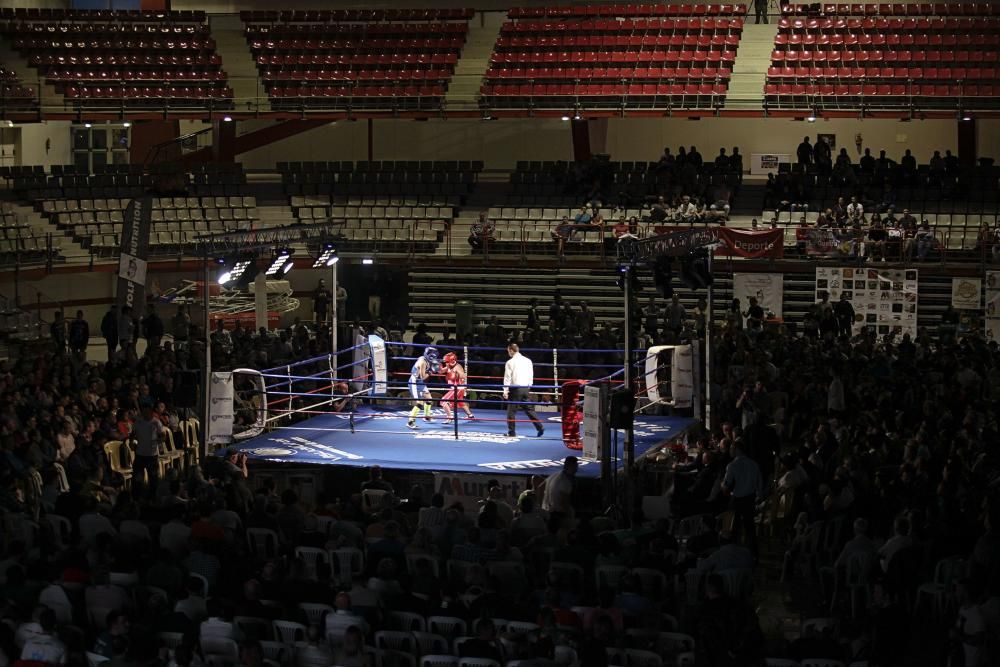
[100,305,118,359]
[68,310,90,356]
[142,304,164,350]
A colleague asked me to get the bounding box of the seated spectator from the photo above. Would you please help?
[695,532,754,574]
[332,625,366,667]
[468,212,496,250]
[92,610,130,661]
[325,592,368,646]
[20,607,65,666]
[551,216,576,255]
[459,617,504,661]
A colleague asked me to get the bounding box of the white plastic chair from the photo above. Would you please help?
[428,616,467,639]
[554,645,578,667]
[457,659,500,667]
[298,602,334,626]
[387,610,427,632]
[246,528,280,558]
[375,630,418,655]
[766,660,801,667]
[330,547,365,586]
[294,547,329,581]
[201,636,239,665]
[272,620,307,646]
[626,649,663,667]
[362,489,391,513]
[800,661,845,667]
[414,631,450,656]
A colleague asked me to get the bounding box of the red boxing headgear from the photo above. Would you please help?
[443,352,458,366]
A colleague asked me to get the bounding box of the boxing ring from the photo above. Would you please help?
[217,337,697,479]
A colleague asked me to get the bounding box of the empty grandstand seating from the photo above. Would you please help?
[482,4,746,110]
[277,160,483,197]
[243,10,471,110]
[767,5,1000,108]
[0,65,36,110]
[0,8,232,108]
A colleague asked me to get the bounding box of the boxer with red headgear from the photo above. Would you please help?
[440,351,474,421]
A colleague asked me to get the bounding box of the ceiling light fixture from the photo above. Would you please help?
[313,244,339,268]
[265,248,293,276]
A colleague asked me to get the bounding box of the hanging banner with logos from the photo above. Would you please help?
[115,196,153,312]
[367,334,388,395]
[750,153,792,175]
[734,273,784,322]
[816,267,919,338]
[646,226,784,259]
[951,277,982,311]
[798,227,858,258]
[207,371,235,446]
[987,272,1000,341]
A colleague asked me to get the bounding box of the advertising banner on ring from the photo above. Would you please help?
[734,273,784,323]
[115,196,153,313]
[644,344,693,408]
[430,471,526,514]
[582,384,608,462]
[207,372,235,446]
[986,272,1000,342]
[367,335,388,395]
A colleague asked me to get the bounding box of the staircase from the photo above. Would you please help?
[0,38,63,110]
[725,22,779,111]
[444,13,505,111]
[209,15,271,114]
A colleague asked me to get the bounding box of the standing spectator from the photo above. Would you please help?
[526,297,541,330]
[575,301,595,333]
[131,405,164,501]
[336,283,348,322]
[68,310,89,357]
[313,279,331,324]
[50,311,66,353]
[142,304,164,350]
[117,305,134,359]
[834,293,855,338]
[754,0,768,22]
[952,579,988,667]
[797,136,813,164]
[730,147,744,180]
[665,294,687,337]
[171,305,190,349]
[542,456,578,523]
[100,305,118,359]
[721,442,764,557]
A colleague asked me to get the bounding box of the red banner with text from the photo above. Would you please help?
[650,226,784,259]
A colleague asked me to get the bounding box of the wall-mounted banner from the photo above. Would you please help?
[816,267,918,338]
[750,153,792,175]
[951,277,982,311]
[734,273,784,322]
[115,196,153,312]
[647,226,784,259]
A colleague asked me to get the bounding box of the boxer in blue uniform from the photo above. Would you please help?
[407,346,439,429]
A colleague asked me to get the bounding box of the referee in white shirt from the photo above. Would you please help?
[503,343,544,437]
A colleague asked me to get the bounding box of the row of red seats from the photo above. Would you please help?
[249,38,465,51]
[0,66,17,81]
[500,18,744,32]
[29,54,222,67]
[508,5,746,18]
[772,49,999,63]
[261,69,452,81]
[257,54,458,66]
[482,82,727,95]
[775,34,1000,47]
[486,66,731,80]
[778,17,1000,30]
[46,69,227,82]
[4,23,209,35]
[245,23,468,36]
[240,9,473,23]
[0,8,205,22]
[0,83,34,98]
[767,65,1000,80]
[14,38,216,51]
[765,82,998,96]
[268,84,445,97]
[497,35,739,47]
[784,3,1000,17]
[64,85,232,99]
[491,50,737,64]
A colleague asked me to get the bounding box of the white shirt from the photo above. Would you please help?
[21,632,67,665]
[957,603,987,667]
[877,534,913,573]
[847,202,864,219]
[14,622,42,649]
[325,610,368,645]
[542,470,573,514]
[503,353,534,393]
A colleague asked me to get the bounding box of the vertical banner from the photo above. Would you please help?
[733,273,784,323]
[987,272,1000,342]
[816,267,919,338]
[582,384,608,461]
[115,196,153,312]
[644,345,693,408]
[207,372,235,446]
[350,329,367,394]
[367,334,388,395]
[951,277,982,311]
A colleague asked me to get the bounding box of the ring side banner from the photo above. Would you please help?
[206,335,697,453]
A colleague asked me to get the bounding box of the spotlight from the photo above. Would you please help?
[218,257,253,286]
[362,257,375,265]
[222,115,233,122]
[561,115,571,122]
[84,122,92,128]
[122,121,131,128]
[265,248,293,276]
[961,112,972,122]
[313,244,339,268]
[573,111,582,120]
[806,114,816,123]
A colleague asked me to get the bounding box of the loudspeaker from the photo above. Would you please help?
[174,370,200,408]
[609,390,636,429]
